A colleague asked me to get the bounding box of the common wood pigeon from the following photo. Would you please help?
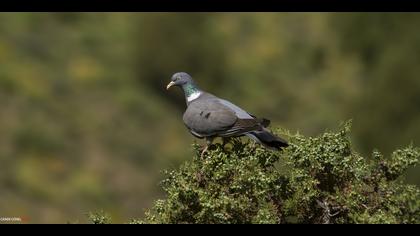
[167,72,288,158]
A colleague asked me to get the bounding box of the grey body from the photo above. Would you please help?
[183,92,258,138]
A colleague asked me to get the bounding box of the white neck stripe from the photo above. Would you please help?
[187,91,201,102]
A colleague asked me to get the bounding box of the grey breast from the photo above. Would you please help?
[183,93,238,137]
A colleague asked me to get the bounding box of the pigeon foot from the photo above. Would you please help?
[200,146,209,159]
[200,137,214,160]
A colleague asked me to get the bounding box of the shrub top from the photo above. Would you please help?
[91,121,420,224]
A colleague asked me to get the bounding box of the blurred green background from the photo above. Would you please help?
[0,13,419,223]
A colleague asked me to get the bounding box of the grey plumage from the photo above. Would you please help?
[167,72,288,154]
[183,93,261,138]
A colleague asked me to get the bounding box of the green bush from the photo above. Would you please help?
[91,121,420,224]
[87,211,111,224]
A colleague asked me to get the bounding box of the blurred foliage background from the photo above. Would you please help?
[0,13,419,223]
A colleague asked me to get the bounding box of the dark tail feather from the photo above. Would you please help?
[247,128,288,151]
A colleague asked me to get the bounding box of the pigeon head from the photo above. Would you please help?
[167,72,202,104]
[166,72,195,90]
